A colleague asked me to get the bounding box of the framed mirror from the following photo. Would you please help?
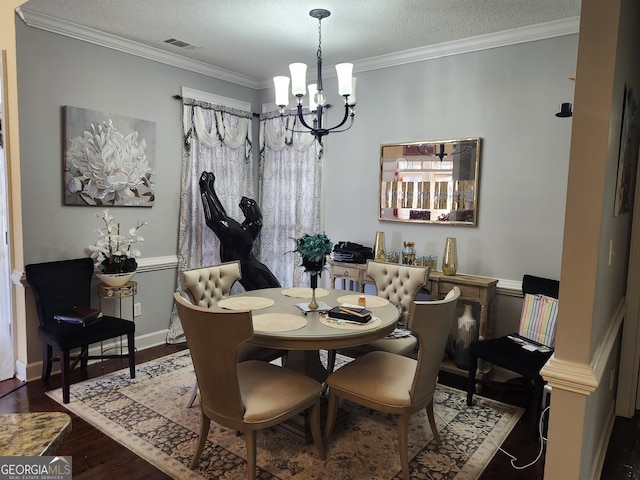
[378,137,481,225]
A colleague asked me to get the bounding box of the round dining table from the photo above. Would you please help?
[223,287,400,383]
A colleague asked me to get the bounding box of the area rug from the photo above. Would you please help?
[47,351,523,479]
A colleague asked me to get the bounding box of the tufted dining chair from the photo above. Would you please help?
[181,261,286,407]
[324,287,461,480]
[326,260,429,374]
[174,292,325,479]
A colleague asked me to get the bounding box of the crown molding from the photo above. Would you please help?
[257,16,580,89]
[17,7,259,89]
[354,17,580,73]
[17,7,578,93]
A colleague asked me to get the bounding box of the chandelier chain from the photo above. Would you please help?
[316,16,322,62]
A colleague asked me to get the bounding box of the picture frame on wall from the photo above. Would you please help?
[614,86,639,217]
[63,106,156,207]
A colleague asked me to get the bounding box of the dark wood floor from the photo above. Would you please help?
[0,344,629,479]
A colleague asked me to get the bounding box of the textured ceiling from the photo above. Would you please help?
[18,0,581,84]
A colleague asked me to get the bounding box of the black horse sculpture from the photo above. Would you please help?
[199,171,281,291]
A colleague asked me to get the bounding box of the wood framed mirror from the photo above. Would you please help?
[378,137,481,225]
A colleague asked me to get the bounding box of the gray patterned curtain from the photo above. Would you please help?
[258,111,322,289]
[166,99,253,344]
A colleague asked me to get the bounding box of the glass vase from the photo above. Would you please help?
[309,273,319,310]
[442,237,458,275]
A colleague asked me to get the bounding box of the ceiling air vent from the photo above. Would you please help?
[163,38,197,49]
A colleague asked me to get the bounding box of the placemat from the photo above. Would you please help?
[253,313,307,332]
[336,294,390,308]
[280,287,330,299]
[320,316,382,330]
[217,296,275,311]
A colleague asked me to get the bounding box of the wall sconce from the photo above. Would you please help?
[555,102,573,117]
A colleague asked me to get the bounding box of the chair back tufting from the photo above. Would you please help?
[182,261,241,308]
[366,260,429,325]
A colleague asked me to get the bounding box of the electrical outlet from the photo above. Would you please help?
[134,303,141,317]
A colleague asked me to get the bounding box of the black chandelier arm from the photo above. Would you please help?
[323,100,353,133]
[295,100,352,132]
[294,103,316,131]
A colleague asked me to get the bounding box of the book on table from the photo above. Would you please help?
[54,306,103,327]
[327,306,372,323]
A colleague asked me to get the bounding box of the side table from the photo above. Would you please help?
[97,281,137,355]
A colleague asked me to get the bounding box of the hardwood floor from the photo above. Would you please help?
[0,344,607,480]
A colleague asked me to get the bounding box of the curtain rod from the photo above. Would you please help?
[173,95,260,117]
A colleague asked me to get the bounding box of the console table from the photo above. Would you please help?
[328,260,498,378]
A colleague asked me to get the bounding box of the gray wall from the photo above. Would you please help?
[15,20,258,346]
[311,35,577,283]
[17,17,578,348]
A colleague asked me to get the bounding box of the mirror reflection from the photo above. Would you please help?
[379,138,481,225]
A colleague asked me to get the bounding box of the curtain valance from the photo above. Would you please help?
[259,111,318,154]
[183,99,252,154]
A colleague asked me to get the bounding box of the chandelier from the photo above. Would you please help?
[273,9,356,143]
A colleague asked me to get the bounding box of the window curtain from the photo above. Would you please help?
[166,98,253,344]
[258,111,322,288]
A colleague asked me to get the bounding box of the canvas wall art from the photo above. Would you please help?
[614,87,640,216]
[64,106,156,206]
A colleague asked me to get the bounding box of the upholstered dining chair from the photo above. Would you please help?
[467,274,559,433]
[325,260,429,374]
[173,292,325,479]
[25,257,136,404]
[324,287,461,480]
[181,261,286,407]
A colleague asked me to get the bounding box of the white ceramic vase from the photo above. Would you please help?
[96,271,136,287]
[453,304,477,370]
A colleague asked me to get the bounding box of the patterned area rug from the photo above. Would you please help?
[47,351,523,479]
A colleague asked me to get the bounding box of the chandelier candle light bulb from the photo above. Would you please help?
[273,8,357,144]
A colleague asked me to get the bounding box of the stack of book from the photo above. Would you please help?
[327,306,372,324]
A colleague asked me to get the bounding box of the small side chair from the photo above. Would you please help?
[181,261,286,407]
[326,260,429,373]
[174,292,325,480]
[467,274,559,433]
[324,287,461,480]
[25,257,135,404]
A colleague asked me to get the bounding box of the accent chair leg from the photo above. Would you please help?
[61,349,71,404]
[41,343,53,381]
[190,412,210,469]
[397,413,410,480]
[186,381,199,408]
[426,401,442,445]
[246,429,257,480]
[80,345,89,368]
[467,353,478,406]
[309,399,326,460]
[324,391,340,442]
[127,332,136,378]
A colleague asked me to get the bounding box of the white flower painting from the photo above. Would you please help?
[64,106,156,206]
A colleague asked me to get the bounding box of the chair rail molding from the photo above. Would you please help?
[541,297,625,396]
[12,255,179,286]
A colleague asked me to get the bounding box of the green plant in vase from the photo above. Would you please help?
[295,233,333,309]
